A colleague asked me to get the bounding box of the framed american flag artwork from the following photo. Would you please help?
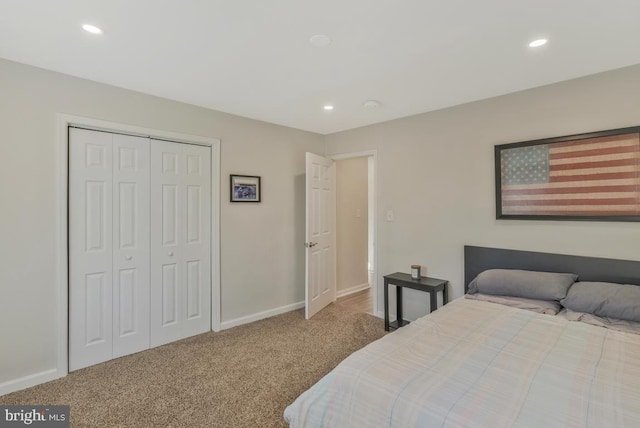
[495,126,640,221]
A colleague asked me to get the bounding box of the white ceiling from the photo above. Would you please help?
[2,1,640,135]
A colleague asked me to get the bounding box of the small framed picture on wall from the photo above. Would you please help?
[230,174,261,202]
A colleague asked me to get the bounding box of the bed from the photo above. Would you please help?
[284,246,640,427]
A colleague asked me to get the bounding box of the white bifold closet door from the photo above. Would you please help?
[150,141,211,347]
[69,128,150,371]
[69,128,211,371]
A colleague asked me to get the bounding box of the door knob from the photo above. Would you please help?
[168,251,174,256]
[305,242,318,248]
[125,255,133,261]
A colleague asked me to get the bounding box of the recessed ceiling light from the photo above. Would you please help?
[82,24,103,35]
[528,38,548,48]
[363,100,381,109]
[323,105,334,111]
[310,34,331,47]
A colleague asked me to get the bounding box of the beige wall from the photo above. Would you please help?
[336,158,369,292]
[0,58,324,388]
[326,64,640,320]
[3,55,640,391]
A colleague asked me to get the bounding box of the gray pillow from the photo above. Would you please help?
[561,281,640,322]
[467,269,577,301]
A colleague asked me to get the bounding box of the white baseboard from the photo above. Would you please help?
[0,368,61,397]
[220,301,305,330]
[336,282,370,298]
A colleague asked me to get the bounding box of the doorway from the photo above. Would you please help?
[332,152,376,316]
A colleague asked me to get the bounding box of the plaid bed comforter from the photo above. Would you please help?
[285,298,640,427]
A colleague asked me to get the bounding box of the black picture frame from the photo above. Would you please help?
[230,174,261,203]
[495,125,640,222]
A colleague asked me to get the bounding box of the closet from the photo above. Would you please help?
[69,128,211,371]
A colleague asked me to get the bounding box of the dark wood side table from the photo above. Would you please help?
[383,272,449,331]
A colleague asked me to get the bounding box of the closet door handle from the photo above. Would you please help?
[125,255,133,261]
[168,251,174,257]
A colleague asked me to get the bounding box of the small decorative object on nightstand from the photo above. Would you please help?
[383,272,449,332]
[410,264,421,279]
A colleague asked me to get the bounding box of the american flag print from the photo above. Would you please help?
[500,132,640,217]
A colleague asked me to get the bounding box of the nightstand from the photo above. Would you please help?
[383,272,449,331]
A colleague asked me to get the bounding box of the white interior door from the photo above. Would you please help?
[112,134,150,358]
[305,152,336,319]
[69,128,114,370]
[150,141,211,346]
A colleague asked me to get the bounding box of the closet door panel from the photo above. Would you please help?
[150,141,184,346]
[112,134,150,358]
[69,128,114,371]
[182,145,211,336]
[150,142,211,346]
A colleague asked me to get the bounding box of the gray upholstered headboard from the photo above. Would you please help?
[464,246,640,293]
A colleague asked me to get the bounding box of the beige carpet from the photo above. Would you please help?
[0,303,385,427]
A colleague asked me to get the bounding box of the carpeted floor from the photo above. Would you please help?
[0,303,385,427]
